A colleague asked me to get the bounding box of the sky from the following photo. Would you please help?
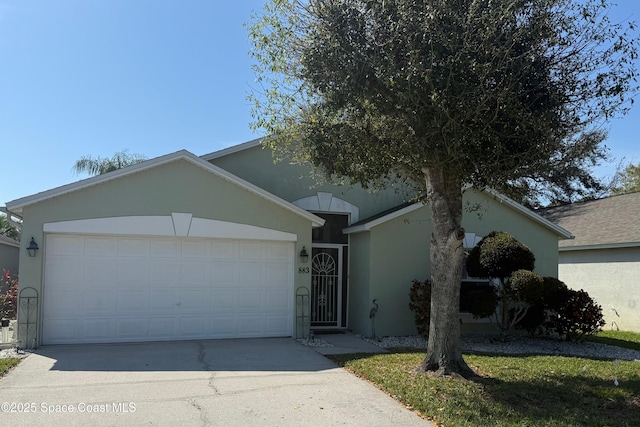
[1,0,639,206]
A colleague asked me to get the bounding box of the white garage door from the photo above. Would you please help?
[43,234,294,344]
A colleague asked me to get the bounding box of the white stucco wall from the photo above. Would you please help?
[558,247,640,332]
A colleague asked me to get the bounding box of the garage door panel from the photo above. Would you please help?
[238,290,263,309]
[181,263,210,285]
[149,239,179,258]
[180,290,210,310]
[46,259,84,287]
[84,262,114,285]
[210,316,236,336]
[117,262,150,287]
[266,263,290,286]
[149,290,179,311]
[182,241,210,258]
[150,263,180,287]
[83,291,116,315]
[266,242,291,259]
[266,290,289,310]
[149,317,178,337]
[44,235,293,344]
[237,316,264,335]
[210,262,236,285]
[85,236,116,257]
[239,242,265,259]
[211,242,235,258]
[211,290,236,309]
[116,318,148,339]
[266,315,289,334]
[179,316,208,336]
[117,238,149,257]
[118,291,148,312]
[48,235,84,256]
[47,291,82,312]
[82,318,113,341]
[45,318,81,343]
[238,263,264,285]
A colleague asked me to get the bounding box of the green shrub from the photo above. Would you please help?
[461,283,498,319]
[466,231,535,279]
[549,289,605,341]
[516,276,570,335]
[408,279,431,339]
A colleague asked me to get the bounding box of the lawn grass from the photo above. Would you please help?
[0,358,21,377]
[587,330,640,351]
[330,347,640,426]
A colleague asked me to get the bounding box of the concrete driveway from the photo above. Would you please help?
[0,338,431,426]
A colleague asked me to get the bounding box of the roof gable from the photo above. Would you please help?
[6,150,324,227]
[538,192,640,249]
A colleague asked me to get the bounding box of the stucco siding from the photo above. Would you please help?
[368,208,430,337]
[0,242,19,276]
[462,190,560,278]
[559,248,640,332]
[347,233,372,336]
[209,144,414,221]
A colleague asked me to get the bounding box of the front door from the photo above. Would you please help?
[311,245,343,328]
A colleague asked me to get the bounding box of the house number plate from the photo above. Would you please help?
[298,267,310,274]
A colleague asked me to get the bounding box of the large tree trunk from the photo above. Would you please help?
[420,167,475,378]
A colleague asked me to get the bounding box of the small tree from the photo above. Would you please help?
[612,162,640,195]
[73,150,147,176]
[466,232,542,334]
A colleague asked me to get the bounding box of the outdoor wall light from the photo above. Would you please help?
[299,246,309,263]
[27,237,39,257]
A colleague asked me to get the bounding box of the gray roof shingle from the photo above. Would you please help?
[538,192,640,248]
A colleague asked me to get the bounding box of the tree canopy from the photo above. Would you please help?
[612,162,640,195]
[248,0,638,377]
[73,150,147,176]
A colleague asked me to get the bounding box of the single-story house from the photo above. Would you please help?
[5,139,571,347]
[539,193,640,332]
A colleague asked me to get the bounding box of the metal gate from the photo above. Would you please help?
[311,246,342,327]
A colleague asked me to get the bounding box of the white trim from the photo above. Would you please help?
[43,214,298,242]
[292,192,360,224]
[200,138,264,161]
[343,203,423,234]
[6,149,324,228]
[559,241,640,251]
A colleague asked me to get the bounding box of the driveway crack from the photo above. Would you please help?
[196,342,211,371]
[189,398,212,427]
[196,342,220,395]
[208,373,221,395]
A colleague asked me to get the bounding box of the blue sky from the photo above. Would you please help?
[1,0,639,205]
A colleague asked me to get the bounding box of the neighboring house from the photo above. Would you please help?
[539,193,640,332]
[0,235,20,292]
[4,139,571,347]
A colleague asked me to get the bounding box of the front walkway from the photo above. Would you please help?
[311,332,388,355]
